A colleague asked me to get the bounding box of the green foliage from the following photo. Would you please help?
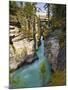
[9,1,36,39]
[9,1,19,15]
[43,29,50,38]
[10,15,18,22]
[51,4,66,29]
[22,29,33,39]
[40,62,46,74]
[51,4,66,19]
[23,2,35,16]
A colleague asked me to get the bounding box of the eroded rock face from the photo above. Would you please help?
[57,47,66,71]
[9,39,35,72]
[45,37,60,71]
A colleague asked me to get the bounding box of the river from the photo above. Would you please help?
[10,36,51,88]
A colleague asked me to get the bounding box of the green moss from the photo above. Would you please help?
[40,62,46,74]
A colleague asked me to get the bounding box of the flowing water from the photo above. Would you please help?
[10,36,51,88]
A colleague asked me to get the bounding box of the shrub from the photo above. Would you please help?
[40,61,46,75]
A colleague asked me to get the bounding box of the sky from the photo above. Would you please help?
[16,2,47,17]
[17,2,47,13]
[35,3,46,12]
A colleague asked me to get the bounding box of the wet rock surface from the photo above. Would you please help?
[45,37,60,71]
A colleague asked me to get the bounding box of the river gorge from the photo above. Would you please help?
[10,36,52,88]
[9,2,66,88]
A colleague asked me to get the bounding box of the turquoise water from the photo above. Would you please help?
[10,36,51,88]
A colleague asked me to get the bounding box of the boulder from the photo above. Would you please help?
[9,38,38,72]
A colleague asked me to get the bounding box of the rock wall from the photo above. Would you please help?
[57,47,66,71]
[45,37,60,71]
[9,38,36,72]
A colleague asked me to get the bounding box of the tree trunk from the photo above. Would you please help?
[33,17,36,52]
[27,16,31,31]
[48,4,50,28]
